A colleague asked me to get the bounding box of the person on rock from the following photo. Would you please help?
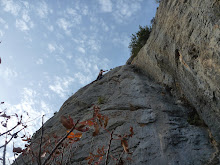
[96,69,108,81]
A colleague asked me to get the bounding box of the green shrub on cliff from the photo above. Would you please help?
[128,25,151,61]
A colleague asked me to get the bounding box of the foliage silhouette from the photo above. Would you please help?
[0,102,29,165]
[128,25,152,62]
[12,105,134,165]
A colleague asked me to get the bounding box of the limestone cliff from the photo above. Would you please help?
[14,0,220,164]
[129,0,220,144]
[15,65,219,165]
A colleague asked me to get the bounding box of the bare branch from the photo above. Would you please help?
[105,130,114,165]
[0,134,13,149]
[3,140,6,165]
[116,150,124,165]
[0,122,20,137]
[42,120,79,165]
[0,127,25,149]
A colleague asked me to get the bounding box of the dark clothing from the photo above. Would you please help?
[96,74,103,80]
[96,70,104,81]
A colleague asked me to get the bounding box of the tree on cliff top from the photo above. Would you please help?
[128,25,151,60]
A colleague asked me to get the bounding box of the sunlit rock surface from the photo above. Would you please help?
[15,65,218,165]
[14,0,220,164]
[130,0,220,144]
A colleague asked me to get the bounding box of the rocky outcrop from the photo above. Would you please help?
[15,65,219,164]
[14,0,220,164]
[129,0,220,144]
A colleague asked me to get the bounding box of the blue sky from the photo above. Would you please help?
[0,0,158,163]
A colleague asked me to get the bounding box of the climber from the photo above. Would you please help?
[96,69,108,81]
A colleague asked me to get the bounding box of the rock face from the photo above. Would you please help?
[14,0,220,164]
[15,66,219,165]
[129,0,220,144]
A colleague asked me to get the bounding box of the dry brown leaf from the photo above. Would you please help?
[13,147,23,153]
[41,152,47,158]
[129,127,134,137]
[60,116,74,129]
[93,123,99,136]
[80,120,94,126]
[121,140,129,153]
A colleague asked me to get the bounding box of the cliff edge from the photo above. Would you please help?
[129,0,220,144]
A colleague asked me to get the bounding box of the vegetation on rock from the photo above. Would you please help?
[128,25,151,62]
[10,105,134,165]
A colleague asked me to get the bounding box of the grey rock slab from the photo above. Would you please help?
[130,0,220,144]
[14,65,218,165]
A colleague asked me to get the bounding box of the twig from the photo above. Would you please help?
[3,136,7,165]
[116,150,124,165]
[0,122,20,137]
[42,120,79,165]
[0,127,25,149]
[105,130,114,165]
[38,115,44,165]
[0,134,13,149]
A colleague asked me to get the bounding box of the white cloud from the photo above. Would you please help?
[74,72,92,85]
[48,43,56,53]
[82,5,88,15]
[101,21,109,31]
[36,58,43,64]
[16,19,29,31]
[113,33,130,48]
[58,45,64,53]
[98,0,112,12]
[74,55,109,75]
[0,30,4,37]
[66,8,82,24]
[0,17,8,29]
[22,87,36,100]
[66,55,73,59]
[22,1,29,9]
[47,25,54,31]
[0,67,18,82]
[113,0,142,23]
[22,10,30,22]
[78,47,86,54]
[29,21,34,28]
[88,39,101,52]
[15,9,34,32]
[4,24,8,29]
[47,43,64,54]
[0,86,54,164]
[49,76,74,98]
[90,16,98,24]
[40,101,51,114]
[0,17,5,24]
[1,0,21,16]
[37,1,51,18]
[57,18,72,35]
